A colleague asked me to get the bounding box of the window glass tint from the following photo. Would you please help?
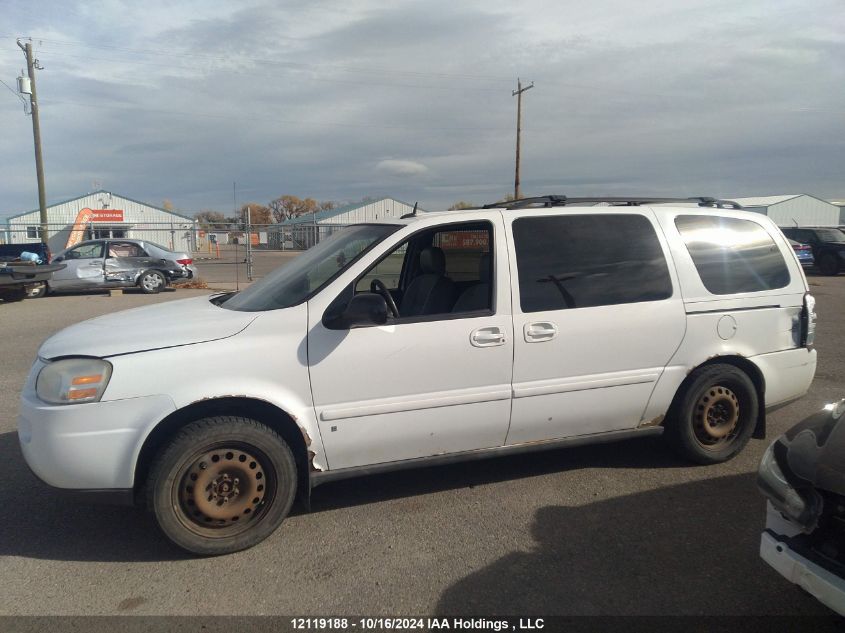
[66,242,104,259]
[512,214,672,312]
[432,229,490,282]
[356,243,407,291]
[675,215,790,294]
[813,229,845,243]
[355,222,494,316]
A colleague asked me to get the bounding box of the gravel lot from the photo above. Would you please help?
[0,277,842,616]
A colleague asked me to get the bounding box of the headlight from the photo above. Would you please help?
[757,442,821,529]
[36,358,112,405]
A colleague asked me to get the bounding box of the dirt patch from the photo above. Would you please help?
[176,278,210,289]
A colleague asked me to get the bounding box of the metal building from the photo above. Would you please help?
[730,194,841,228]
[270,197,420,249]
[4,190,197,253]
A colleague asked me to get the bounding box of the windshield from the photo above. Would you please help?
[814,229,845,243]
[221,224,400,311]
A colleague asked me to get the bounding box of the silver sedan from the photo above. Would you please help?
[46,239,199,295]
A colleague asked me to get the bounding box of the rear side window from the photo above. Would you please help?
[512,214,672,312]
[675,215,790,295]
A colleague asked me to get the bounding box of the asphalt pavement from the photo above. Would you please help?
[0,276,842,616]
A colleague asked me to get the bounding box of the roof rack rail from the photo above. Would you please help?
[480,195,743,210]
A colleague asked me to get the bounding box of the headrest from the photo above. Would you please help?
[419,246,446,275]
[479,253,491,281]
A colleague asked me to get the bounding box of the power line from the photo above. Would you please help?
[38,98,511,132]
[28,36,516,83]
[34,50,505,93]
[0,77,27,104]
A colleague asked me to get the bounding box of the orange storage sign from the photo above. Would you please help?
[92,209,124,222]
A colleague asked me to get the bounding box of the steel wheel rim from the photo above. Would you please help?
[143,273,162,290]
[693,385,741,449]
[173,442,276,538]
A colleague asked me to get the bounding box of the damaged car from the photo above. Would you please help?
[758,398,845,616]
[48,239,198,295]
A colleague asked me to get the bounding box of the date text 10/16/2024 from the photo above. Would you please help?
[291,618,545,631]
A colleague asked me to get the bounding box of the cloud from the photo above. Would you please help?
[375,159,430,177]
[1,0,843,217]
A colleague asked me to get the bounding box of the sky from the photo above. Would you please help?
[1,0,843,218]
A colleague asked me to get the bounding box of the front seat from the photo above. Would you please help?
[399,246,455,317]
[452,253,491,312]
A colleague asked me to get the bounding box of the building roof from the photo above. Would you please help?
[729,194,802,207]
[4,189,195,223]
[280,197,417,225]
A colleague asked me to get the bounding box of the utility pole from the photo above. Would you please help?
[17,39,48,243]
[245,205,253,281]
[512,77,534,201]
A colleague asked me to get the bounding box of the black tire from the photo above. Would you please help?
[0,286,27,302]
[25,283,47,298]
[664,364,758,464]
[138,270,166,294]
[147,416,297,556]
[818,253,839,276]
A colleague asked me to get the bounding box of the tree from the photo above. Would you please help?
[240,203,273,225]
[193,210,227,229]
[448,201,475,211]
[268,195,320,222]
[162,199,174,211]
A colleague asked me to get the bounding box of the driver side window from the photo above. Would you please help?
[355,243,407,293]
[355,220,494,320]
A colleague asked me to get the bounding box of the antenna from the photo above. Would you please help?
[400,202,419,220]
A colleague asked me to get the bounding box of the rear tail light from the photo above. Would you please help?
[176,258,192,265]
[801,293,816,348]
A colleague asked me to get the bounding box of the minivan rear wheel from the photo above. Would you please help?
[665,364,758,464]
[147,416,297,556]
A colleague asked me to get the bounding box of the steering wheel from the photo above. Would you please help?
[370,279,399,318]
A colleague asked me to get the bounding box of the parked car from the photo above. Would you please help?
[19,196,817,555]
[48,239,198,294]
[757,399,845,616]
[0,260,66,302]
[789,239,815,269]
[781,227,845,275]
[0,241,52,264]
[0,242,58,299]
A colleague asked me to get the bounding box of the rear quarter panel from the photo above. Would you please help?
[641,209,813,421]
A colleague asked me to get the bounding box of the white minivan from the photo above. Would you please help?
[18,196,818,555]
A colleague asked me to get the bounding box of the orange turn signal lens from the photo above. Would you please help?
[67,388,98,400]
[71,374,103,386]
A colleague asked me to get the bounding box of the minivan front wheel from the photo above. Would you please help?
[138,270,166,294]
[147,417,297,555]
[665,364,758,464]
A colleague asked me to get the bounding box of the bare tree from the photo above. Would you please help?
[240,203,273,225]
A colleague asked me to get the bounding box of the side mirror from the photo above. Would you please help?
[323,293,389,330]
[53,256,64,262]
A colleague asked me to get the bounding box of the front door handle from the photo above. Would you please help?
[524,321,558,343]
[471,326,505,348]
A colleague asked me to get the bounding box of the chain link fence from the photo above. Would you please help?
[1,222,348,253]
[2,221,352,284]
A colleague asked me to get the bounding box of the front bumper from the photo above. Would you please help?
[761,531,845,616]
[18,390,176,490]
